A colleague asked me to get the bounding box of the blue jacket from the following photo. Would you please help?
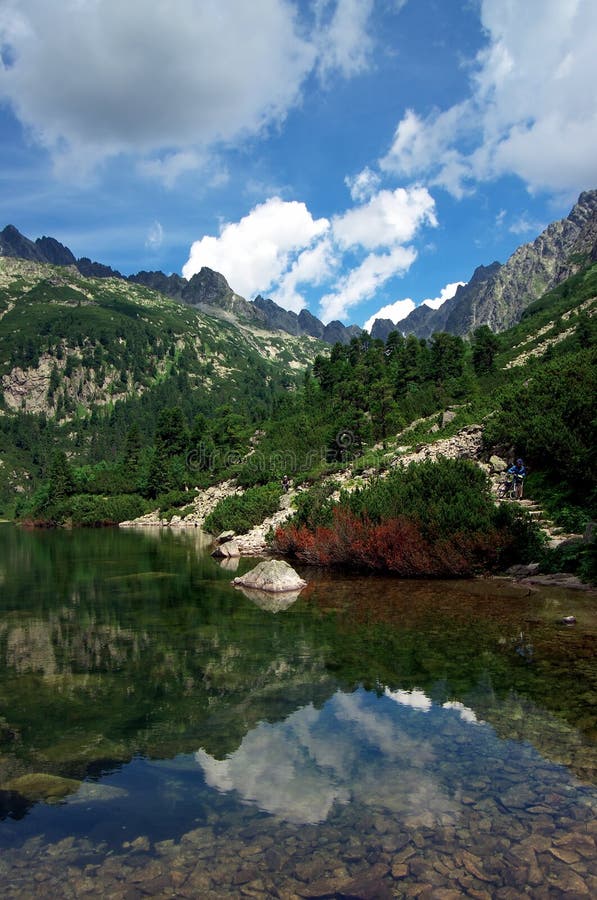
[508,464,526,478]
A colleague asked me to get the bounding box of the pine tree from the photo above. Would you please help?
[471,326,501,374]
[47,450,75,505]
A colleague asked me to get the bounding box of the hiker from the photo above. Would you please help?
[281,475,290,493]
[507,458,526,499]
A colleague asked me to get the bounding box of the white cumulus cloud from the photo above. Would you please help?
[345,166,381,202]
[380,0,597,197]
[316,0,375,78]
[183,184,436,320]
[332,186,437,250]
[182,197,330,300]
[271,237,338,313]
[319,245,416,323]
[422,280,465,309]
[380,105,473,198]
[315,186,436,321]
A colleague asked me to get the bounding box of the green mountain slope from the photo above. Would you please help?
[0,257,319,414]
[233,261,596,541]
[0,223,362,345]
[0,257,324,516]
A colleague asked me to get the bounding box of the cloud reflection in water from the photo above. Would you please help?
[195,687,481,824]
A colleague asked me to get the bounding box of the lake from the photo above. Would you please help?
[0,523,595,898]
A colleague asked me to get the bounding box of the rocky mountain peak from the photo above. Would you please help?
[370,318,399,342]
[571,189,597,222]
[253,295,301,335]
[76,257,123,279]
[1,224,46,262]
[129,270,187,298]
[184,267,234,305]
[391,189,597,339]
[35,236,76,266]
[297,308,325,340]
[468,261,502,286]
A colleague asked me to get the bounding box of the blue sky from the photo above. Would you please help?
[1,0,596,328]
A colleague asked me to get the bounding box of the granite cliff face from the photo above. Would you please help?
[393,190,597,339]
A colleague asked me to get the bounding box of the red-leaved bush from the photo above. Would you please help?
[273,507,509,577]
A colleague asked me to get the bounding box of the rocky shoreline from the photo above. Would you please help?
[120,422,587,567]
[120,422,486,543]
[120,479,297,555]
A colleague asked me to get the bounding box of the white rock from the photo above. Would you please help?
[489,454,508,472]
[211,540,241,558]
[233,560,307,593]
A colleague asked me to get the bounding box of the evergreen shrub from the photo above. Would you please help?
[158,490,192,512]
[540,539,596,584]
[69,494,148,526]
[484,347,596,510]
[291,481,338,528]
[22,492,147,526]
[204,482,282,535]
[273,458,543,576]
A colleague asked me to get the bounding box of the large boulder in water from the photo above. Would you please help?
[232,559,307,593]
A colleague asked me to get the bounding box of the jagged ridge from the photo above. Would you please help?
[373,190,597,340]
[0,225,360,345]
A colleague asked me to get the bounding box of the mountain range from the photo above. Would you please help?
[1,188,596,344]
[0,225,360,346]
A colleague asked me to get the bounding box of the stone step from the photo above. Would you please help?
[495,496,584,547]
[546,529,584,548]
